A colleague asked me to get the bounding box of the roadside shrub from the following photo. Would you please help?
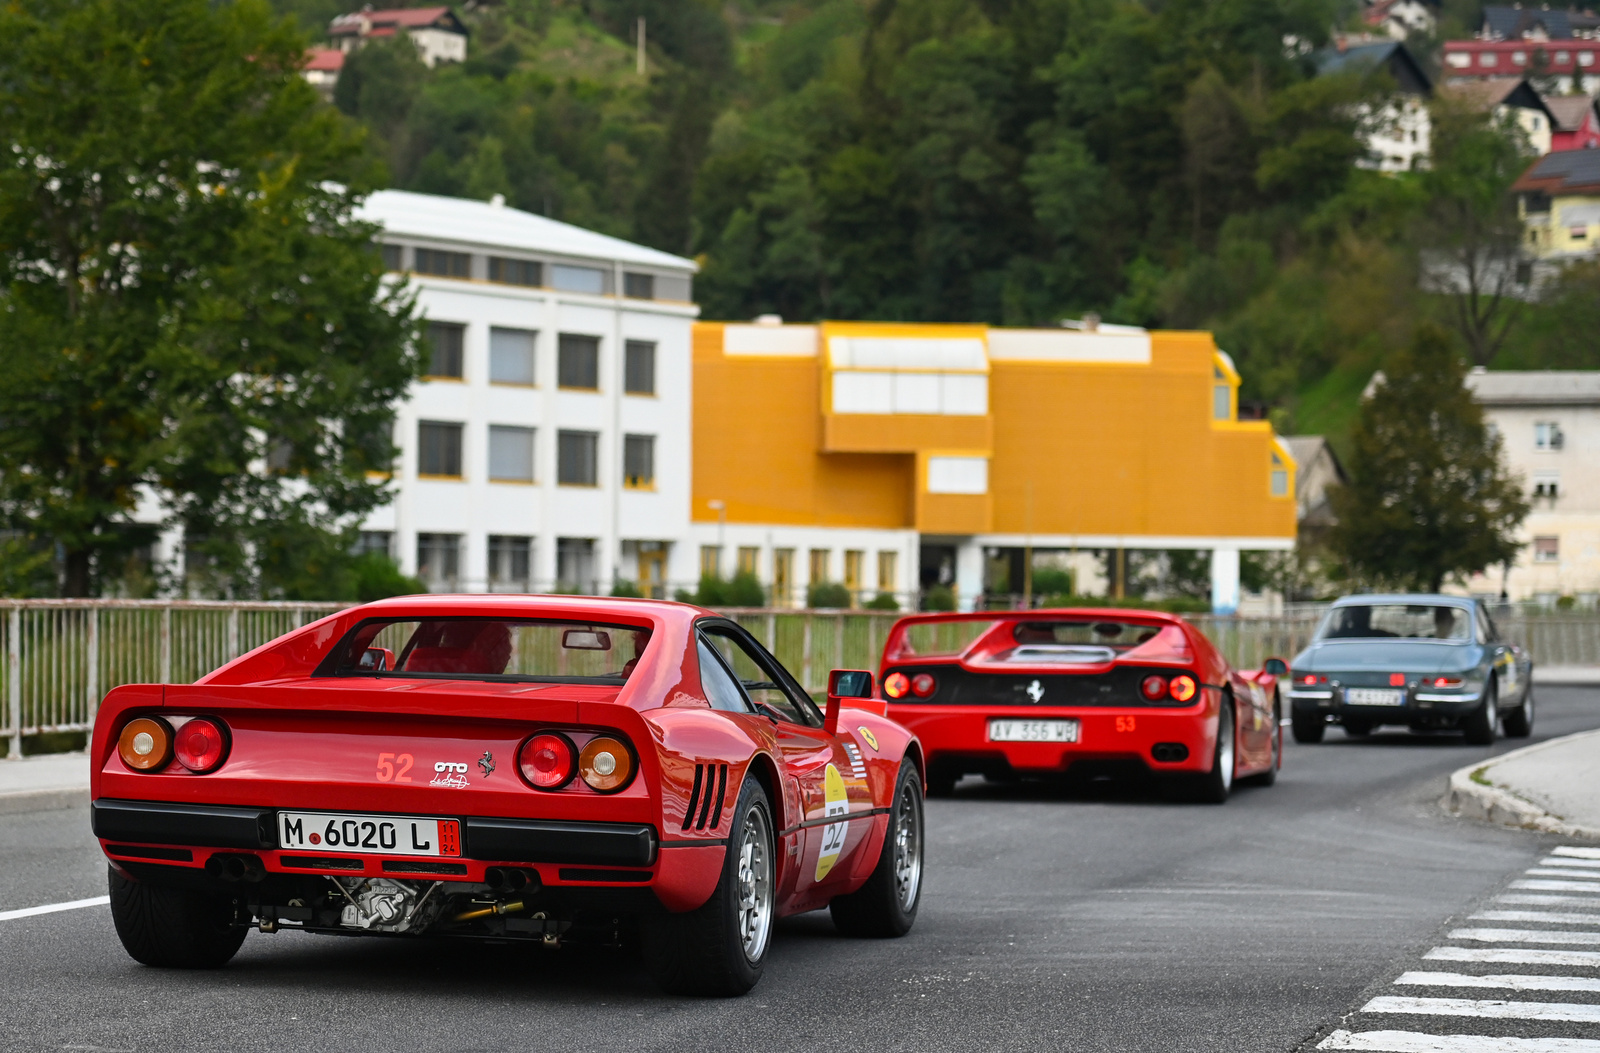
[807,581,852,608]
[610,579,642,598]
[922,584,956,611]
[865,592,900,611]
[724,571,766,607]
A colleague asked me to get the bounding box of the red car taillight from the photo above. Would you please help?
[1168,674,1198,703]
[519,733,577,790]
[173,717,229,773]
[910,673,937,698]
[884,672,911,699]
[1140,675,1167,701]
[118,717,173,772]
[1430,676,1464,688]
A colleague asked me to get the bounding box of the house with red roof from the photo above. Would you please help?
[302,48,345,98]
[327,6,468,68]
[1546,94,1600,150]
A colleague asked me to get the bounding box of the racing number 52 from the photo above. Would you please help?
[376,752,414,782]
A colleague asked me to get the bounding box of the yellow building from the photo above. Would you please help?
[1514,150,1600,261]
[690,319,1295,612]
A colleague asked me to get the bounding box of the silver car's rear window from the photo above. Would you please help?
[1316,605,1470,641]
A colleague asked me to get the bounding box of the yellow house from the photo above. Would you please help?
[691,319,1296,612]
[1514,149,1600,260]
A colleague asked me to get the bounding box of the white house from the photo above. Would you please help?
[1465,369,1600,604]
[327,7,469,68]
[355,190,699,597]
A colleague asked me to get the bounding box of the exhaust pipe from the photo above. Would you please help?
[206,853,266,883]
[485,866,534,892]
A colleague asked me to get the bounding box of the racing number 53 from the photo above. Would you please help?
[1114,716,1137,733]
[376,752,414,782]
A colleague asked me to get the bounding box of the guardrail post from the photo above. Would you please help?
[86,608,99,733]
[801,614,814,693]
[227,608,240,660]
[834,613,845,672]
[7,607,20,760]
[159,606,172,684]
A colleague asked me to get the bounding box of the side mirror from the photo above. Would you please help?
[1263,657,1288,677]
[824,669,875,735]
[358,647,394,672]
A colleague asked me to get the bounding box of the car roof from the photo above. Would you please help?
[894,608,1187,624]
[1330,594,1475,609]
[351,593,711,627]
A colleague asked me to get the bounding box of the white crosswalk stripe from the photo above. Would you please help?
[1555,849,1600,862]
[1516,881,1600,894]
[1450,929,1600,946]
[1360,996,1600,1024]
[1426,946,1600,967]
[1474,911,1600,925]
[1547,857,1600,868]
[1525,871,1600,882]
[1396,973,1600,994]
[1501,896,1600,907]
[1319,1030,1600,1052]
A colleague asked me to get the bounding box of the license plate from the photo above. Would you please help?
[277,811,461,857]
[988,719,1080,743]
[1346,688,1404,706]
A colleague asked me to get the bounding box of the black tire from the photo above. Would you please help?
[1290,708,1325,744]
[1184,698,1235,804]
[1503,685,1534,738]
[107,865,246,969]
[641,777,775,996]
[1463,680,1499,745]
[830,761,924,938]
[1343,720,1372,738]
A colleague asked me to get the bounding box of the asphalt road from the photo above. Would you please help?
[2,689,1598,1053]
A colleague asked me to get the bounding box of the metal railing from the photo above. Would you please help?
[7,599,1600,757]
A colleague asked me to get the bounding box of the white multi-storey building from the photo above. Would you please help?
[1466,369,1600,604]
[355,189,699,596]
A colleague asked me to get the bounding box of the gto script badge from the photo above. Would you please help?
[478,750,495,778]
[430,761,470,789]
[1026,679,1045,703]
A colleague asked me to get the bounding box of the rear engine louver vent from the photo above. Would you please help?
[681,762,729,832]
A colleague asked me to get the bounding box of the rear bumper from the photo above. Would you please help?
[1288,691,1482,725]
[885,702,1217,775]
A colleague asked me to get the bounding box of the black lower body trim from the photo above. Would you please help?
[280,855,363,871]
[558,867,653,883]
[382,860,468,876]
[92,799,275,849]
[106,844,193,862]
[465,818,657,867]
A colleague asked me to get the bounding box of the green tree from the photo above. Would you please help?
[1329,326,1528,591]
[0,0,420,597]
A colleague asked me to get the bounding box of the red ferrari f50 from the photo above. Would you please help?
[90,596,924,995]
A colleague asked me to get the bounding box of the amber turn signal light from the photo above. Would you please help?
[1168,674,1198,703]
[883,672,911,699]
[118,717,173,772]
[579,736,634,793]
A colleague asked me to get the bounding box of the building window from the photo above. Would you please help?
[381,243,403,271]
[1446,52,1471,68]
[417,533,461,590]
[1557,50,1571,64]
[1535,421,1565,450]
[488,535,532,592]
[700,545,721,578]
[489,327,536,385]
[557,430,598,486]
[488,425,534,482]
[1572,225,1589,240]
[488,257,541,287]
[623,272,655,299]
[1582,51,1595,66]
[549,264,605,295]
[414,248,470,278]
[357,531,393,559]
[556,538,596,593]
[738,546,760,576]
[425,322,465,379]
[1213,384,1231,421]
[623,434,654,489]
[1533,474,1560,499]
[1480,52,1498,67]
[558,334,600,390]
[773,549,794,607]
[624,340,656,395]
[1534,536,1560,563]
[809,548,830,585]
[1270,451,1289,497]
[1513,50,1527,65]
[418,421,463,478]
[844,550,864,597]
[877,551,898,592]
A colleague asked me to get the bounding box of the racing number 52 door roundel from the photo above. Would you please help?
[814,764,850,881]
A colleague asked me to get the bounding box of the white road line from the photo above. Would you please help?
[1396,971,1600,993]
[1474,910,1600,925]
[1360,995,1600,1023]
[1320,1029,1600,1052]
[1426,947,1600,967]
[0,896,109,923]
[1449,929,1600,946]
[1515,881,1600,893]
[1501,895,1600,907]
[1539,859,1600,870]
[1555,848,1600,861]
[1525,870,1600,881]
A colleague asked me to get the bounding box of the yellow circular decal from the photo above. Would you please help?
[858,726,879,751]
[814,764,849,881]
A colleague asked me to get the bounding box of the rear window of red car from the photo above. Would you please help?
[318,618,652,683]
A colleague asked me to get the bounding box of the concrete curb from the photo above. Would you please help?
[1444,728,1600,842]
[0,787,88,816]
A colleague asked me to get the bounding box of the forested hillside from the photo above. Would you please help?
[276,0,1600,439]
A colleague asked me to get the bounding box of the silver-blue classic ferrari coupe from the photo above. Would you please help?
[1287,595,1533,746]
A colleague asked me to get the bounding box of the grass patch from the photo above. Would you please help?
[1291,359,1371,457]
[1470,764,1494,787]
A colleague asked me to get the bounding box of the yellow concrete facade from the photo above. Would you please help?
[692,321,1297,547]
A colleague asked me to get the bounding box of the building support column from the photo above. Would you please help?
[1211,547,1240,615]
[955,540,984,612]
